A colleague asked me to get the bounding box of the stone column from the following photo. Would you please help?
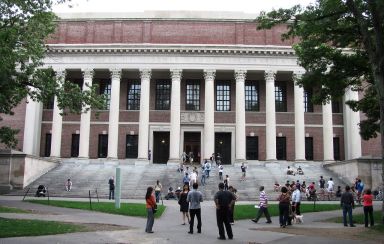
[137,69,151,162]
[50,69,66,158]
[235,69,246,163]
[168,69,182,164]
[265,70,277,160]
[78,68,94,158]
[293,72,306,161]
[322,101,334,161]
[203,69,216,159]
[107,68,121,159]
[343,87,362,160]
[23,88,43,156]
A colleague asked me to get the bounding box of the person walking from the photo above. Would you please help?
[65,179,72,192]
[223,175,229,190]
[187,183,203,234]
[145,187,156,233]
[277,186,291,228]
[356,179,365,205]
[340,185,356,227]
[214,182,236,240]
[178,184,191,225]
[200,165,207,186]
[240,163,247,181]
[291,184,301,216]
[218,164,224,180]
[252,186,272,224]
[108,177,115,200]
[154,180,162,203]
[363,189,374,227]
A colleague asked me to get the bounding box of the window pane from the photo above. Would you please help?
[245,81,259,111]
[275,82,287,112]
[304,89,314,112]
[99,81,111,110]
[127,81,141,110]
[155,80,171,110]
[186,80,200,110]
[216,81,231,111]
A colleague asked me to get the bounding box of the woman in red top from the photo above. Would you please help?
[363,189,374,227]
[145,186,156,233]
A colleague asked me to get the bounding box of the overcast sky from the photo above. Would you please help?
[53,0,316,14]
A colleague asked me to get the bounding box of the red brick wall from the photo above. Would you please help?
[89,124,109,158]
[118,125,139,159]
[246,126,266,160]
[0,101,27,151]
[61,124,80,157]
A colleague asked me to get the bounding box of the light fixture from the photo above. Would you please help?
[219,140,223,144]
[161,139,165,144]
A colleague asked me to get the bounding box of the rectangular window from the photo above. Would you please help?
[276,137,287,160]
[44,133,51,157]
[332,99,341,113]
[305,137,314,160]
[98,134,108,158]
[126,135,138,158]
[185,80,200,111]
[245,81,259,111]
[333,137,340,160]
[246,136,259,160]
[99,81,111,110]
[216,81,231,111]
[275,82,287,112]
[155,80,171,110]
[71,134,80,157]
[304,89,314,112]
[127,81,141,110]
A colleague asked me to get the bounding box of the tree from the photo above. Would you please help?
[0,0,105,148]
[257,0,383,223]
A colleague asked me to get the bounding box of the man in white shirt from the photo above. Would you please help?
[292,184,301,216]
[327,178,335,199]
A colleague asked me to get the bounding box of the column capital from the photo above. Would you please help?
[170,69,182,80]
[292,70,305,81]
[110,68,121,80]
[234,70,247,81]
[264,70,276,81]
[55,69,66,79]
[82,68,94,80]
[204,69,216,80]
[140,69,152,80]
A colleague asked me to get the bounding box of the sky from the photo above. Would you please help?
[53,0,316,14]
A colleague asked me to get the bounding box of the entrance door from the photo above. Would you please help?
[215,132,231,164]
[305,137,314,160]
[276,137,287,160]
[153,132,170,164]
[184,132,201,164]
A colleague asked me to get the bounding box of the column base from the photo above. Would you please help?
[74,157,90,164]
[135,158,150,166]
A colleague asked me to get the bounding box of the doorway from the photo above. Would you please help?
[215,132,231,164]
[153,132,170,164]
[184,132,201,164]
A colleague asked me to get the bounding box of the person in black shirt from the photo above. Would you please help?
[108,177,115,200]
[214,182,236,240]
[340,185,355,227]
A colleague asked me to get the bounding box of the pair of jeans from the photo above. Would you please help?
[155,191,160,203]
[292,202,301,215]
[254,206,272,222]
[279,203,289,226]
[216,208,233,239]
[342,205,353,226]
[189,208,202,233]
[363,206,374,227]
[109,190,114,200]
[201,175,206,186]
[145,208,154,232]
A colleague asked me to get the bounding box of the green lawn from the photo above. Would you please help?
[234,203,343,220]
[27,200,165,218]
[0,218,86,238]
[0,206,30,213]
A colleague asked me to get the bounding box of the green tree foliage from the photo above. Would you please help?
[257,0,384,159]
[0,0,105,149]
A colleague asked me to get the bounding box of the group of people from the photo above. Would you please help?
[286,166,304,176]
[145,181,238,240]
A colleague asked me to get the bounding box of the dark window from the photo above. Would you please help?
[98,134,108,158]
[185,80,200,110]
[276,137,287,160]
[245,81,259,111]
[332,99,341,113]
[305,137,314,160]
[333,137,340,160]
[246,136,259,160]
[155,80,171,110]
[71,134,80,157]
[44,133,51,157]
[275,82,287,112]
[99,81,111,110]
[216,81,231,111]
[127,80,141,110]
[44,96,54,109]
[126,135,138,158]
[304,89,314,112]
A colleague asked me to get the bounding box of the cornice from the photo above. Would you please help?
[46,44,296,57]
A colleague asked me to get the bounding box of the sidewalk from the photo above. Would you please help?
[0,196,381,244]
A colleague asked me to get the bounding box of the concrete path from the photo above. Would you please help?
[0,196,381,244]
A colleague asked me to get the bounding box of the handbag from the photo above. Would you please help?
[152,204,158,214]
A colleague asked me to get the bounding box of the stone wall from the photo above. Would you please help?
[324,158,383,190]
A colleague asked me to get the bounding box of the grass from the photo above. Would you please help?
[234,203,342,220]
[27,200,166,218]
[325,210,383,226]
[0,218,86,238]
[0,206,30,213]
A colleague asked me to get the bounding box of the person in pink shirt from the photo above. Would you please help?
[363,189,374,227]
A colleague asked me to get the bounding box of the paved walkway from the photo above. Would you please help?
[0,196,381,244]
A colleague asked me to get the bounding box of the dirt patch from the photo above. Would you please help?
[73,223,130,232]
[250,226,383,242]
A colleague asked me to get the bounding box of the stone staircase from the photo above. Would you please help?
[8,160,348,201]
